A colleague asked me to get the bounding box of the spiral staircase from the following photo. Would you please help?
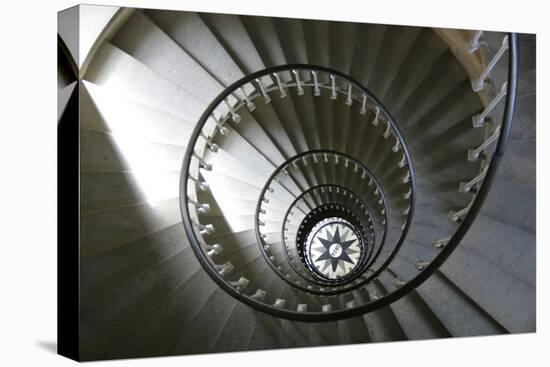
[57,5,536,361]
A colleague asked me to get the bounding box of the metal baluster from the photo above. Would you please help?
[472,82,508,127]
[273,72,287,98]
[273,298,286,308]
[394,278,406,288]
[215,262,233,276]
[372,106,380,126]
[239,87,256,111]
[432,238,449,249]
[198,132,219,152]
[188,174,209,191]
[255,78,271,103]
[224,98,241,123]
[459,165,489,192]
[189,199,210,214]
[383,120,391,139]
[467,30,484,53]
[448,203,472,222]
[330,74,337,100]
[211,114,230,135]
[398,154,406,168]
[311,71,321,96]
[468,125,501,161]
[360,94,367,115]
[292,70,304,95]
[196,222,215,235]
[346,83,353,106]
[229,277,249,291]
[471,35,509,92]
[392,136,400,152]
[205,243,223,257]
[415,260,430,271]
[251,289,266,300]
[193,152,213,170]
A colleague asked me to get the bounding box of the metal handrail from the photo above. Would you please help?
[280,188,378,286]
[254,150,400,295]
[292,203,375,283]
[181,64,416,317]
[179,32,517,321]
[180,64,415,320]
[280,183,380,284]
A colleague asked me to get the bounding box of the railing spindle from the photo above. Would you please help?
[472,82,508,127]
[471,35,509,91]
[467,30,484,53]
[468,125,502,161]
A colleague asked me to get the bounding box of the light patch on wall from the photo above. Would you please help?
[82,81,183,206]
[199,167,257,233]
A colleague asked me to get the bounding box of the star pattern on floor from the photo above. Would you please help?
[309,222,362,279]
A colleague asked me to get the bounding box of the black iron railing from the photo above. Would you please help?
[180,30,516,321]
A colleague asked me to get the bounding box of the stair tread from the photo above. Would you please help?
[81,223,188,308]
[113,10,224,103]
[391,256,507,337]
[378,271,451,340]
[172,288,239,355]
[80,128,185,174]
[81,81,194,146]
[81,196,181,257]
[240,16,287,70]
[461,212,535,285]
[85,42,205,122]
[200,13,267,76]
[146,9,245,86]
[104,270,216,359]
[439,244,535,333]
[81,170,179,214]
[81,247,202,360]
[351,288,407,342]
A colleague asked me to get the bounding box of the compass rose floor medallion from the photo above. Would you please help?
[306,217,364,280]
